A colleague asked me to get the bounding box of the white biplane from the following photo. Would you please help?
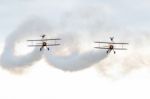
[27,34,61,51]
[94,37,128,54]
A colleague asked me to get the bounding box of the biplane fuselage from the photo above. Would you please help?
[42,42,47,46]
[109,45,114,49]
[107,44,115,54]
[40,41,49,51]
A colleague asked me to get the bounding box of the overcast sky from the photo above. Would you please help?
[0,0,150,40]
[0,1,150,99]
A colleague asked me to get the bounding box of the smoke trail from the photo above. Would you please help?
[42,5,110,71]
[0,4,112,71]
[0,17,51,69]
[0,1,148,76]
[45,50,107,71]
[0,16,108,71]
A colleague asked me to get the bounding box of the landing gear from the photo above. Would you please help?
[107,50,109,54]
[107,50,110,54]
[46,46,50,51]
[106,50,116,54]
[40,47,43,51]
[40,46,50,51]
[114,51,116,54]
[113,49,116,54]
[40,46,44,51]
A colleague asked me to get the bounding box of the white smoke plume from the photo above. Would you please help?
[45,51,106,71]
[0,17,50,69]
[1,1,149,76]
[0,16,108,71]
[0,3,110,71]
[0,0,150,80]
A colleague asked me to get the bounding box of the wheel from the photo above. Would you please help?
[40,48,42,51]
[107,51,108,53]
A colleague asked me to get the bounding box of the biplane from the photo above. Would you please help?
[94,37,128,54]
[27,34,61,51]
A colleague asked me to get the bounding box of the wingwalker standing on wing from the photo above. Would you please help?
[27,34,61,51]
[94,37,129,54]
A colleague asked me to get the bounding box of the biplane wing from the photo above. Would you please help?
[94,47,109,49]
[113,48,128,50]
[47,44,60,46]
[111,43,128,44]
[46,39,61,40]
[94,47,127,50]
[27,38,61,41]
[95,41,110,43]
[95,42,128,45]
[28,44,60,47]
[27,40,43,41]
[28,45,42,47]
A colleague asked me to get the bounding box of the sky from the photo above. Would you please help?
[0,0,150,99]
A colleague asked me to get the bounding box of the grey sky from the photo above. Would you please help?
[0,0,150,41]
[0,0,150,74]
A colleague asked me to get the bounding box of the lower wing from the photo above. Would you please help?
[94,47,128,50]
[114,48,128,50]
[94,47,109,49]
[28,44,60,47]
[47,44,60,46]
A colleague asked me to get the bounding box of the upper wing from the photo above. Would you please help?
[27,40,43,41]
[94,47,128,50]
[27,38,61,41]
[44,38,61,40]
[95,42,128,45]
[95,42,111,44]
[111,43,129,44]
